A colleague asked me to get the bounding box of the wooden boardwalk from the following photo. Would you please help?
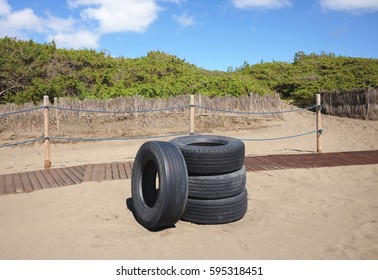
[244,150,378,172]
[1,150,378,196]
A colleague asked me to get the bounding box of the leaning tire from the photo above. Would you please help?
[181,189,248,225]
[188,166,246,199]
[170,135,245,175]
[131,141,188,231]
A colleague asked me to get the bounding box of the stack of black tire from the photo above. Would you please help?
[130,135,247,231]
[170,135,247,225]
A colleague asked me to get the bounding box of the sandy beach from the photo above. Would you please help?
[0,108,377,259]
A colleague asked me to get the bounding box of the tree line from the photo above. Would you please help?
[1,37,377,106]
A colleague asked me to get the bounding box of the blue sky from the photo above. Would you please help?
[1,0,378,70]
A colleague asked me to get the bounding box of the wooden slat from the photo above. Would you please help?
[54,168,76,186]
[340,153,370,165]
[67,167,84,183]
[251,157,284,171]
[246,158,272,171]
[346,154,367,165]
[61,167,82,184]
[362,150,378,160]
[124,161,132,178]
[118,162,128,180]
[243,157,266,172]
[5,174,15,194]
[20,172,33,192]
[322,154,350,167]
[12,173,24,193]
[105,163,112,181]
[74,165,86,176]
[286,154,317,168]
[47,169,67,187]
[0,175,7,195]
[27,171,42,191]
[268,155,300,169]
[112,162,120,180]
[40,170,60,188]
[34,171,50,189]
[287,154,313,166]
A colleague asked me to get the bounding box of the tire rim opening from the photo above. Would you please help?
[187,141,226,147]
[141,160,160,208]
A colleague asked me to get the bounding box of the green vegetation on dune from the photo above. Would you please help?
[236,51,378,106]
[1,37,378,106]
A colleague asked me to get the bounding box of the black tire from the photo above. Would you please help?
[181,189,248,225]
[188,166,246,199]
[170,135,245,175]
[131,141,188,231]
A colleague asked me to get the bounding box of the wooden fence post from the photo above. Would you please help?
[190,94,195,135]
[44,95,51,169]
[316,93,322,153]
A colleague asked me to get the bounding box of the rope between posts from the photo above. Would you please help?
[0,138,45,148]
[47,105,190,114]
[0,106,44,117]
[194,104,320,115]
[239,129,323,141]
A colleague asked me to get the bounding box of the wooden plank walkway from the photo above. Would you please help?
[244,150,378,172]
[1,150,377,196]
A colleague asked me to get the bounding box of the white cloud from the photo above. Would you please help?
[232,0,292,9]
[0,4,45,37]
[0,0,11,15]
[0,0,162,50]
[320,0,378,12]
[172,12,195,27]
[44,14,76,33]
[70,0,160,33]
[48,30,100,49]
[8,8,44,31]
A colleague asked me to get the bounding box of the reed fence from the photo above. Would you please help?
[321,89,378,120]
[0,94,282,134]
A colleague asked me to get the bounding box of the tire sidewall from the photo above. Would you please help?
[131,141,188,230]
